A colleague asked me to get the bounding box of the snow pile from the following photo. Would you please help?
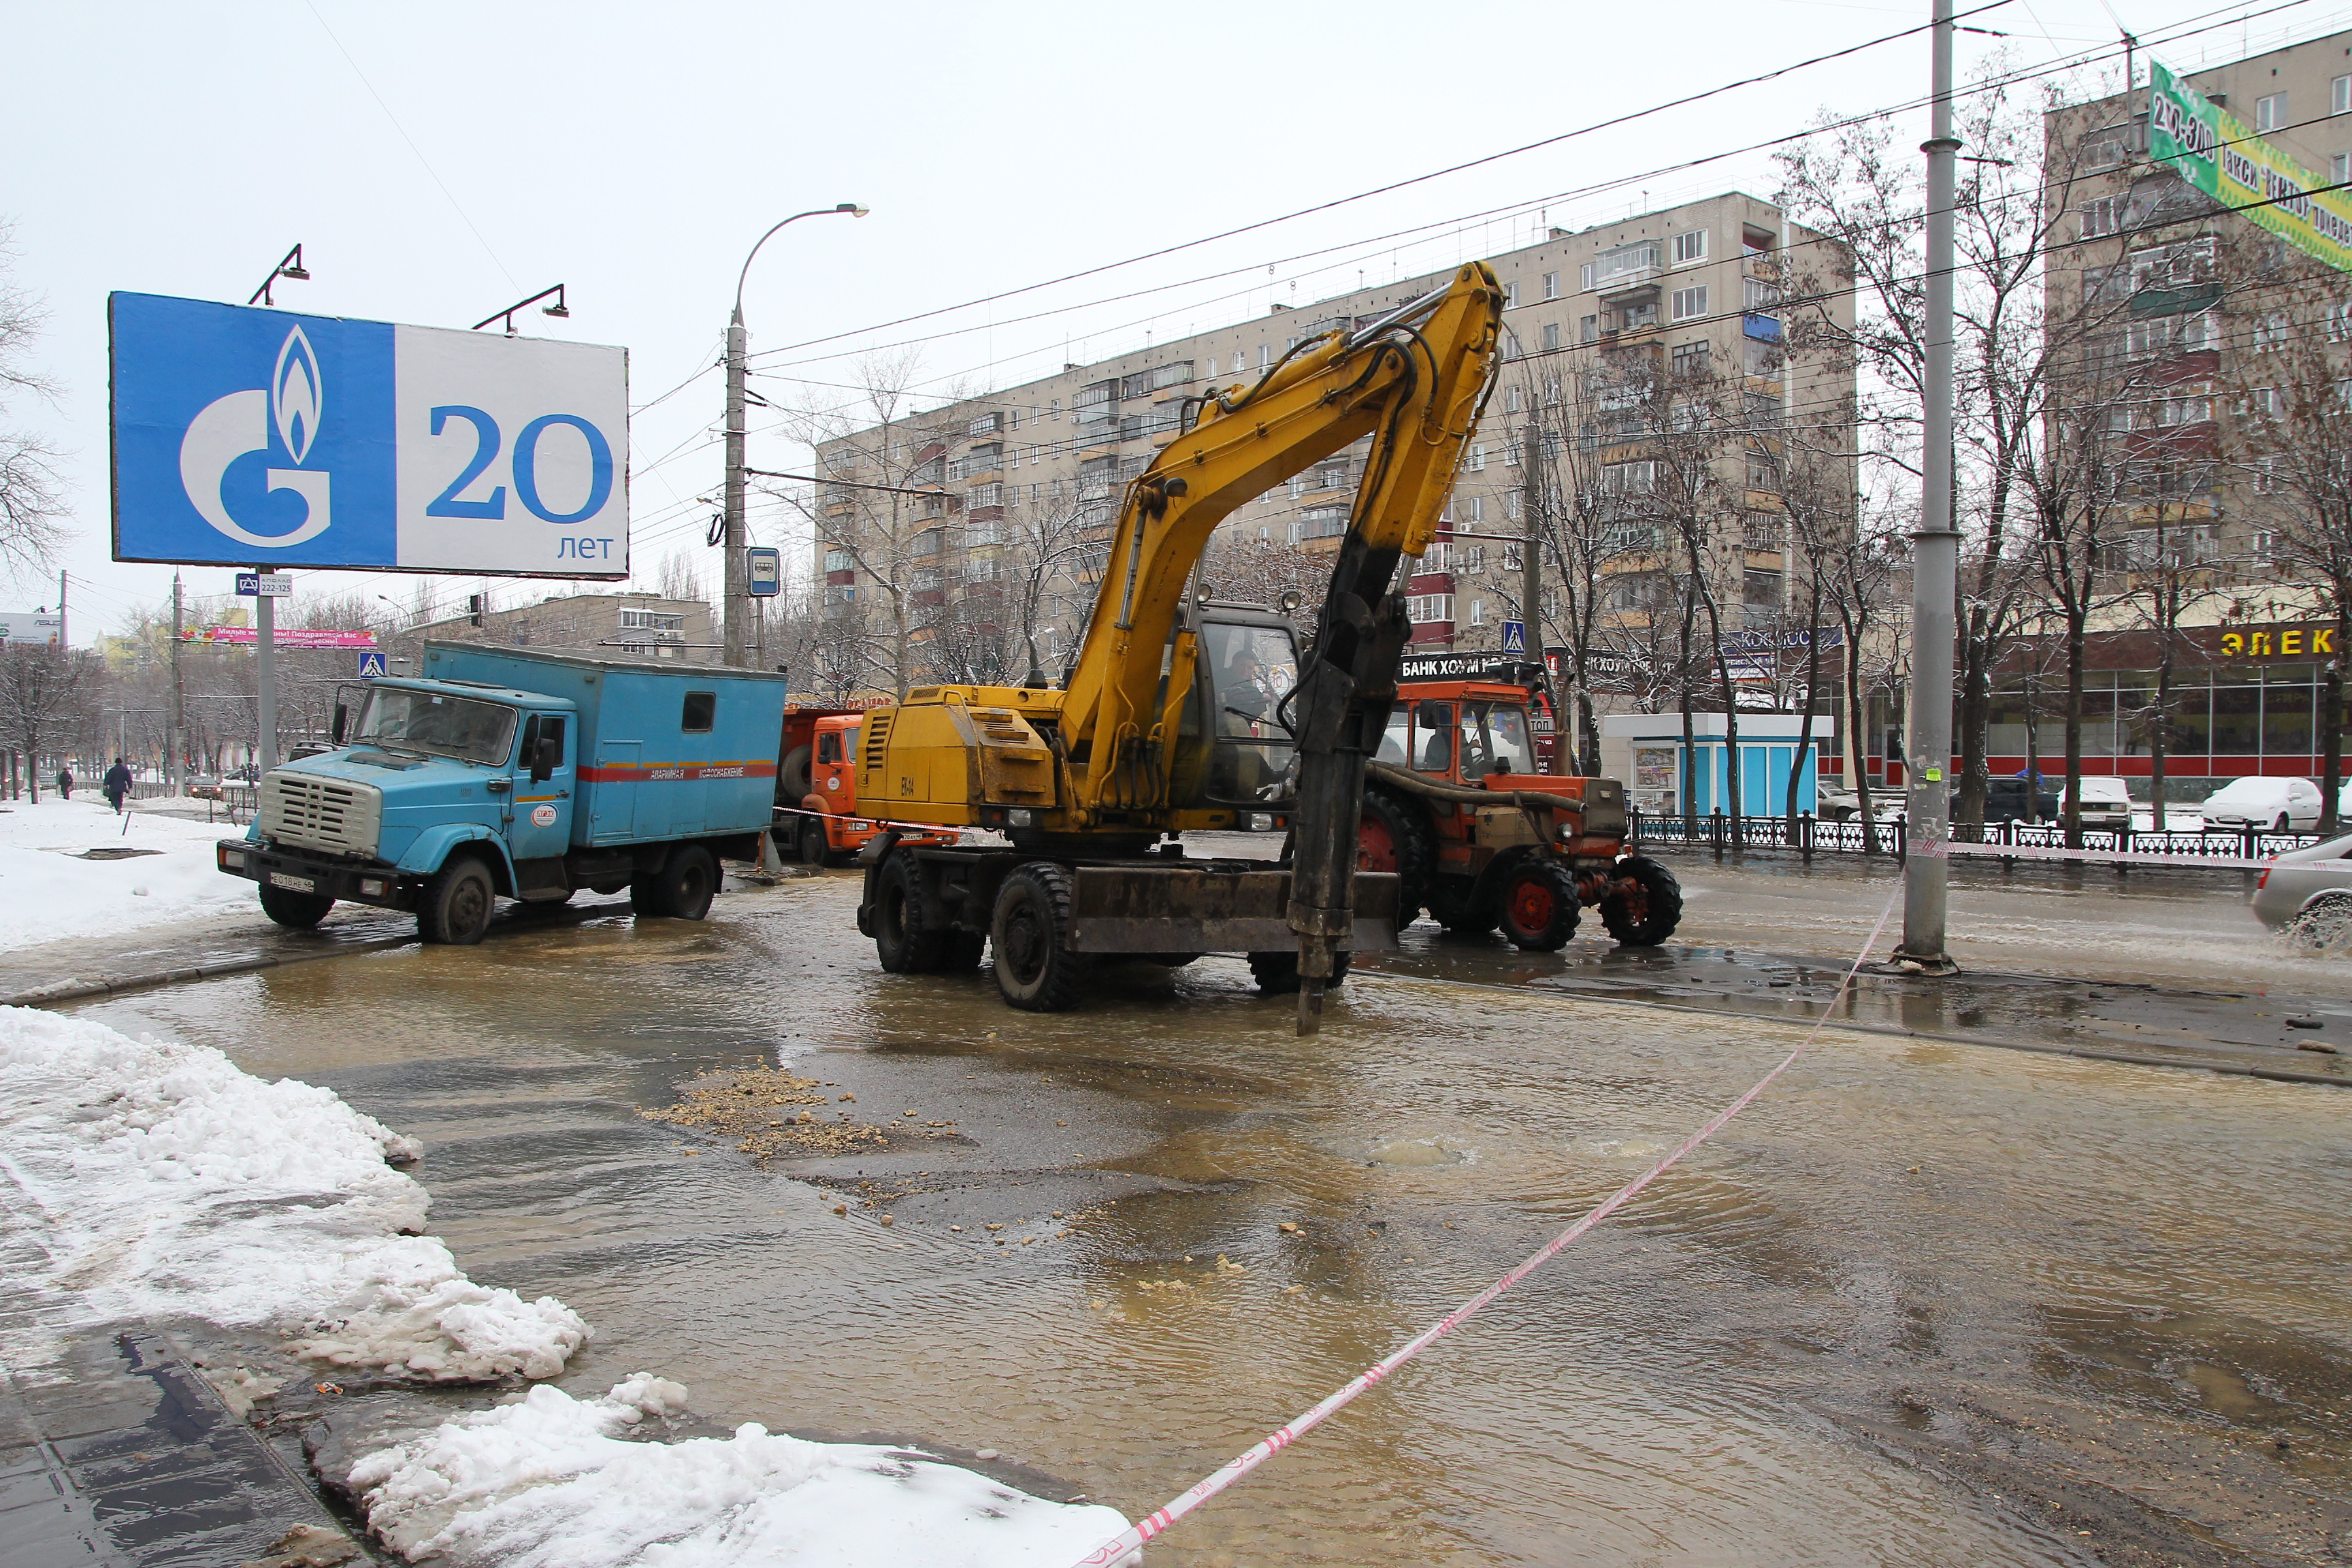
[348,1376,1136,1568]
[0,796,260,952]
[0,1007,587,1380]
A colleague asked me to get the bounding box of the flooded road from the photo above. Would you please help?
[65,872,2352,1566]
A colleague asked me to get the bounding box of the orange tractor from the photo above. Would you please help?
[1356,672,1682,949]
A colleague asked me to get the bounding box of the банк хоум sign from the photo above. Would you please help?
[109,293,629,577]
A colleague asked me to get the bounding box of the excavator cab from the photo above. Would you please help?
[1161,601,1303,820]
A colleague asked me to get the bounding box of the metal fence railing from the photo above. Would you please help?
[1629,808,2322,868]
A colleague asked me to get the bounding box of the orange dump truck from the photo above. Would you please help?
[775,708,953,866]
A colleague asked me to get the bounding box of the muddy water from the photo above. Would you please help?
[70,875,2352,1566]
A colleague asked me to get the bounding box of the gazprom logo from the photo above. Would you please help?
[178,325,332,551]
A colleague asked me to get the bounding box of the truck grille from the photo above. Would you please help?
[261,773,382,858]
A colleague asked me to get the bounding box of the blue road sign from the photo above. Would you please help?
[110,292,629,578]
[235,572,259,596]
[1500,620,1526,654]
[357,650,388,679]
[746,545,781,597]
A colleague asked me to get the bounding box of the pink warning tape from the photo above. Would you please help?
[1066,880,1908,1568]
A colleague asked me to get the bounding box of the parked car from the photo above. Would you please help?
[2059,776,2133,830]
[2250,832,2352,945]
[1955,777,2059,823]
[2201,777,2323,832]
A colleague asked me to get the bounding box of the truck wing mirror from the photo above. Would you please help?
[331,703,348,745]
[531,734,560,781]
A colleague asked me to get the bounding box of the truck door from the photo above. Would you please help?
[508,713,575,862]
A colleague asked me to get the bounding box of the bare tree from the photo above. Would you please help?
[0,220,67,582]
[0,643,97,800]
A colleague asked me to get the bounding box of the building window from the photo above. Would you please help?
[1467,444,1487,472]
[1469,599,1486,626]
[1505,440,1524,468]
[1406,593,1454,624]
[1542,321,1562,351]
[1672,229,1708,265]
[1671,285,1708,322]
[1503,493,1524,521]
[2336,74,2351,114]
[2251,386,2281,417]
[2256,92,2286,133]
[1465,544,1485,573]
[968,412,1002,437]
[1506,385,1524,413]
[1580,314,1599,343]
[619,608,685,632]
[1467,495,1485,523]
[1620,301,1659,331]
[1743,274,1781,310]
[2335,152,2351,186]
[1602,460,1657,494]
[1542,270,1561,299]
[1581,262,1595,291]
[1293,505,1349,542]
[1503,281,1519,308]
[1671,340,1711,376]
[822,549,852,574]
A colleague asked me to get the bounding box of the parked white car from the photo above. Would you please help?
[2200,776,2323,832]
[2059,777,2134,830]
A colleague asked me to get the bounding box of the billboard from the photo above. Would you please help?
[110,293,629,576]
[2149,61,2352,272]
[0,612,64,646]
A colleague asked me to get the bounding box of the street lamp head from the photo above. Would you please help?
[542,301,570,318]
[838,203,870,217]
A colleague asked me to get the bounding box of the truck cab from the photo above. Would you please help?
[218,643,789,944]
[791,712,955,866]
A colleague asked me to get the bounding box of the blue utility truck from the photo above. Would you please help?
[218,641,789,943]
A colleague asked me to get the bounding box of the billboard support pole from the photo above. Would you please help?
[169,573,185,797]
[1897,0,1961,975]
[255,576,278,778]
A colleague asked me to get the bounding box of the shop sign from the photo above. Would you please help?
[2219,625,2336,657]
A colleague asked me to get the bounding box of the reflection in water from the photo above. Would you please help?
[69,876,2352,1566]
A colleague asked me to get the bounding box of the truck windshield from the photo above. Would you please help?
[1458,700,1537,780]
[1199,621,1298,801]
[353,687,519,766]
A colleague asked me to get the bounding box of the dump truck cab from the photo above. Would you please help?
[789,711,956,866]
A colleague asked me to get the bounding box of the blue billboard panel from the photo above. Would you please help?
[110,292,627,578]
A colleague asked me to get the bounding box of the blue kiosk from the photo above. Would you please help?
[1600,712,1823,818]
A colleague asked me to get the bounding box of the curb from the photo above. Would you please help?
[3,933,419,1009]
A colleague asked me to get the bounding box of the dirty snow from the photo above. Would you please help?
[0,1006,587,1380]
[0,796,259,951]
[348,1375,1136,1568]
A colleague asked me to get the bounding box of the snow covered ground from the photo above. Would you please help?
[0,1005,1132,1565]
[0,795,259,952]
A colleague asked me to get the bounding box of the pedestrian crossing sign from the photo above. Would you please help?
[1501,621,1526,653]
[356,650,387,679]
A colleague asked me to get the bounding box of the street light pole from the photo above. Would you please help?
[1899,0,1961,973]
[724,203,868,667]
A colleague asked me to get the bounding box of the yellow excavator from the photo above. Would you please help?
[854,263,1509,1030]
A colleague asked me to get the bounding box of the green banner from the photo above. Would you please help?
[2147,61,2352,272]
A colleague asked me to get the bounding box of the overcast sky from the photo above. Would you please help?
[5,0,2341,643]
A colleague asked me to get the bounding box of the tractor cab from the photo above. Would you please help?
[1375,681,1544,787]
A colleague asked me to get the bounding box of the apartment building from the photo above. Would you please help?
[2016,29,2352,797]
[810,191,1853,691]
[400,591,718,670]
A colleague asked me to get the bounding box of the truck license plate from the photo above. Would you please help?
[268,872,316,893]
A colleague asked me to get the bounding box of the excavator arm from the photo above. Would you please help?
[1058,264,1504,843]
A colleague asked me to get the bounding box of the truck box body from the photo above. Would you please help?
[420,643,786,846]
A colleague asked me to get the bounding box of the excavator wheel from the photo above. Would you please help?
[1246,949,1352,994]
[1357,789,1435,925]
[991,862,1091,1011]
[874,853,949,973]
[1499,860,1581,951]
[1599,855,1684,947]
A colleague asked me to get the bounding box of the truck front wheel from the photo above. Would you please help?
[259,883,334,929]
[874,853,947,973]
[421,855,495,945]
[634,845,718,921]
[991,863,1089,1011]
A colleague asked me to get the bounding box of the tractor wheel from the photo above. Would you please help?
[1246,949,1352,994]
[874,852,948,973]
[421,854,496,945]
[259,882,334,929]
[1357,789,1435,924]
[1599,855,1684,947]
[1499,860,1581,951]
[990,862,1090,1011]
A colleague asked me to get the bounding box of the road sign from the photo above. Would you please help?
[357,649,388,679]
[1500,620,1526,653]
[110,293,629,578]
[235,572,292,597]
[746,546,781,597]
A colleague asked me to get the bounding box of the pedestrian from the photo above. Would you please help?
[55,766,73,800]
[104,757,133,813]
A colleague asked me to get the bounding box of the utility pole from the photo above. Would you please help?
[169,573,185,796]
[57,570,66,653]
[722,310,749,667]
[1898,0,1961,973]
[255,572,278,778]
[1520,416,1563,772]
